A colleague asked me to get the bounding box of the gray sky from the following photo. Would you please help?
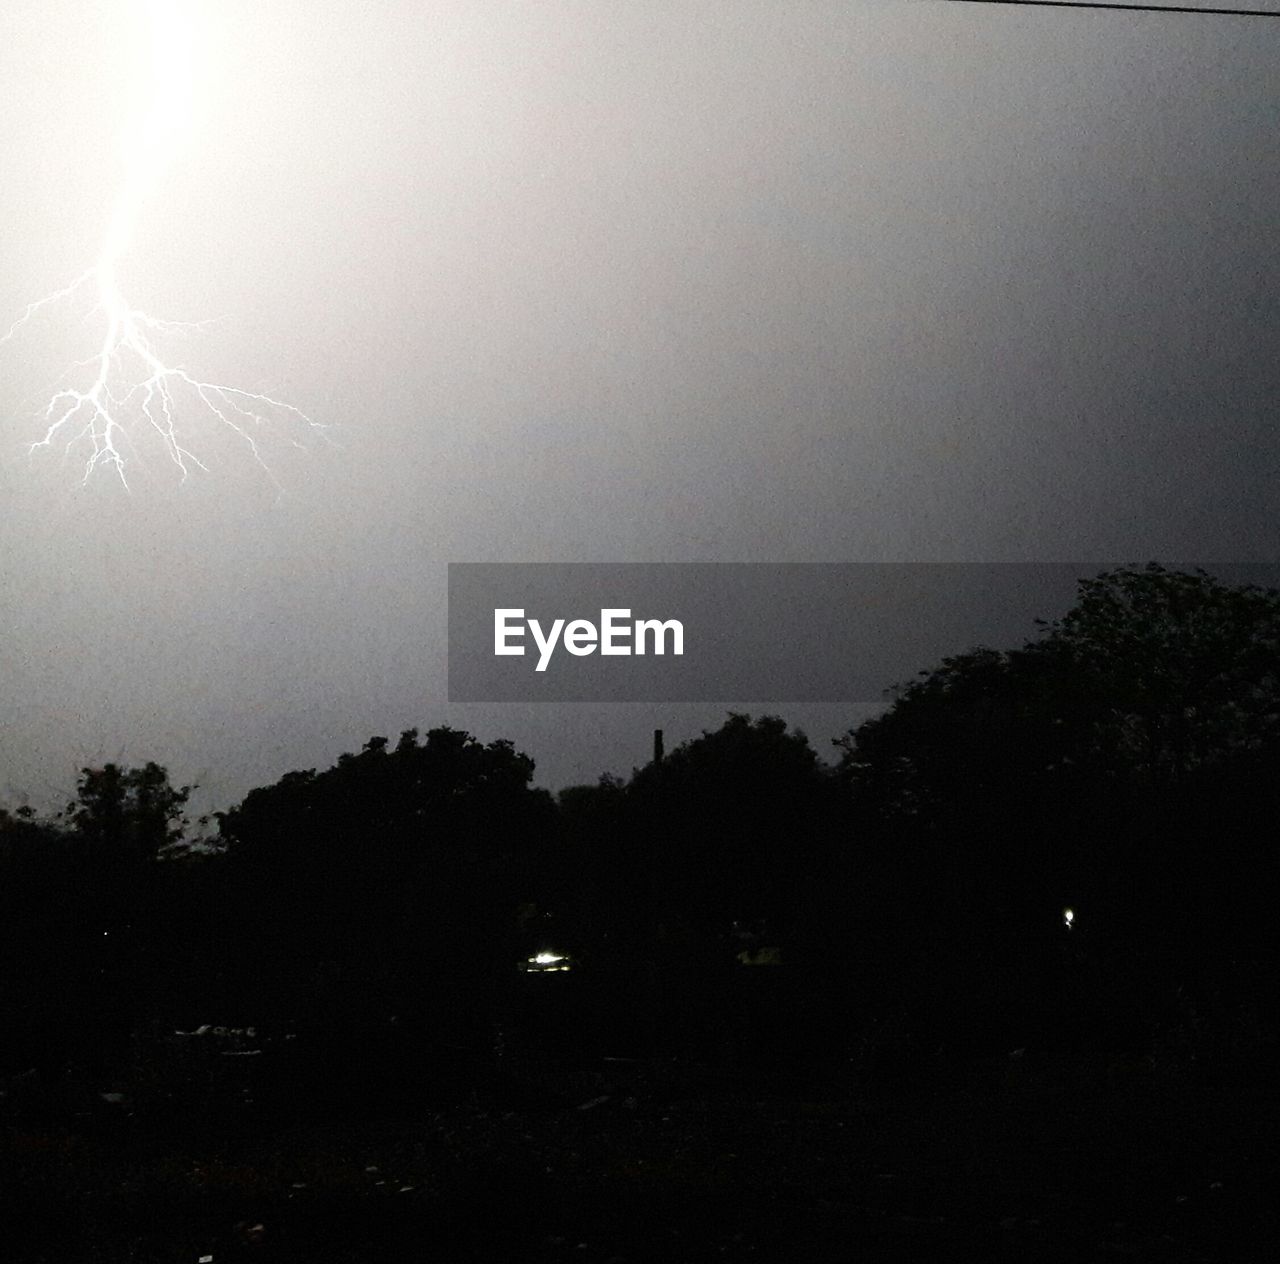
[2,1,1278,815]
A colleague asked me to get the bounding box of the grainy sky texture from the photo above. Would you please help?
[1,1,1277,812]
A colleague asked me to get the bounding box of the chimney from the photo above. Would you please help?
[653,728,664,766]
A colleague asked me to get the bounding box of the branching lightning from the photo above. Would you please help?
[1,1,323,489]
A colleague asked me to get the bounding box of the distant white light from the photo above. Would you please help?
[1063,907,1074,929]
[524,950,572,972]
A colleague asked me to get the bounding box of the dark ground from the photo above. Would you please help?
[3,1026,1277,1264]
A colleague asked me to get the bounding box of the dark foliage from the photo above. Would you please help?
[833,563,1280,1059]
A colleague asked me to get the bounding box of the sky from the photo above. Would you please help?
[1,1,1278,816]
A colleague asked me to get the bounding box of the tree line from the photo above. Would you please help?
[2,564,1277,1096]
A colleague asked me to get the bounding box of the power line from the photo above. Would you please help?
[939,0,1279,17]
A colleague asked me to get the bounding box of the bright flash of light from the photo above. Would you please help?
[1,0,323,488]
[531,952,565,966]
[1063,907,1074,929]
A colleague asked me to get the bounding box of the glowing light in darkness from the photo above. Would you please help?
[525,951,572,972]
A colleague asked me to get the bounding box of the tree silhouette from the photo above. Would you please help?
[834,564,1280,1057]
[216,727,555,1039]
[1032,563,1280,786]
[0,764,190,1083]
[555,715,843,1059]
[623,713,827,945]
[68,761,191,865]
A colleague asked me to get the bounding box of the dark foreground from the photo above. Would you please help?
[3,1041,1277,1264]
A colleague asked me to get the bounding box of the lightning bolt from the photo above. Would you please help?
[1,0,324,489]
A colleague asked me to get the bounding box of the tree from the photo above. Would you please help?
[839,563,1280,863]
[628,713,829,943]
[216,727,555,1034]
[833,564,1280,1053]
[1031,563,1280,786]
[0,807,81,1077]
[554,716,842,1061]
[68,761,191,865]
[0,766,188,1082]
